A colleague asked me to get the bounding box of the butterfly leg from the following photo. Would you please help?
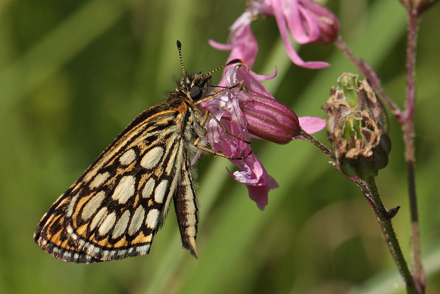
[200,109,251,144]
[193,109,252,160]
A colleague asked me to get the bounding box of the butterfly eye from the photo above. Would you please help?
[189,86,201,100]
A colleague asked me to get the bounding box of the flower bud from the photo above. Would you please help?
[239,92,300,144]
[299,0,340,44]
[399,0,439,14]
[323,73,391,179]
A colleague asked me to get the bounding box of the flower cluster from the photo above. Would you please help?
[202,64,325,210]
[202,0,337,209]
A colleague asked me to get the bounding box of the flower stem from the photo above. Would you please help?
[363,176,418,294]
[301,129,419,292]
[403,9,425,293]
[335,15,425,291]
[299,129,335,161]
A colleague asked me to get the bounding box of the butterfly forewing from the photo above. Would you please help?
[34,80,205,263]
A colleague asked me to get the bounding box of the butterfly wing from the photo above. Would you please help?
[34,101,198,263]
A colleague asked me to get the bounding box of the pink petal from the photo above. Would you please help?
[299,116,326,134]
[228,154,279,210]
[209,40,233,51]
[294,116,326,140]
[285,0,321,44]
[272,0,329,69]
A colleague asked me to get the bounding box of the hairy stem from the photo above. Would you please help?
[302,129,419,292]
[363,176,418,294]
[403,9,425,293]
[299,129,335,161]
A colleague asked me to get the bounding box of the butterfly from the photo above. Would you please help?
[33,41,242,263]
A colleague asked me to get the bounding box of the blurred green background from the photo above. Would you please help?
[1,0,440,293]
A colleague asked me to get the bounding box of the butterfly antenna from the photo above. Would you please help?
[200,58,246,80]
[176,40,185,77]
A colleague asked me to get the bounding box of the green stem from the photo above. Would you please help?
[301,129,419,293]
[364,176,418,294]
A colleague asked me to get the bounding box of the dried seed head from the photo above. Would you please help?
[323,73,391,179]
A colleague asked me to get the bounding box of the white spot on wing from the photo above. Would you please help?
[145,209,160,229]
[88,244,100,257]
[128,206,145,235]
[142,178,155,199]
[112,175,136,204]
[165,145,179,175]
[154,180,168,203]
[112,210,131,239]
[90,207,108,231]
[98,211,116,236]
[82,191,106,221]
[140,146,163,169]
[66,194,79,217]
[89,172,110,189]
[119,149,136,165]
[160,140,183,221]
[137,244,150,255]
[117,249,127,257]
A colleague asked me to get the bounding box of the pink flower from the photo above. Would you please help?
[296,0,340,44]
[252,0,339,68]
[210,0,339,69]
[210,11,258,67]
[209,11,258,87]
[201,64,325,210]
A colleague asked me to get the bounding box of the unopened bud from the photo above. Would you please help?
[239,92,300,144]
[323,73,391,179]
[300,0,340,44]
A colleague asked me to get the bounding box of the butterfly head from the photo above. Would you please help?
[178,72,213,102]
[175,40,244,103]
[176,41,213,102]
